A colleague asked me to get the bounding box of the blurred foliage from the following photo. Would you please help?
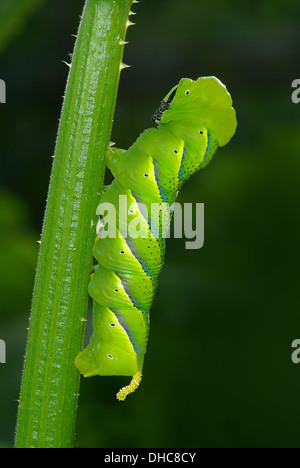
[0,0,44,55]
[0,190,37,445]
[0,0,300,448]
[0,191,37,315]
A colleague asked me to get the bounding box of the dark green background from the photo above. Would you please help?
[0,0,300,448]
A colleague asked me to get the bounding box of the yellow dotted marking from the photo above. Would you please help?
[116,372,142,401]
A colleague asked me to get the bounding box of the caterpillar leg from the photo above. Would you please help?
[116,372,142,401]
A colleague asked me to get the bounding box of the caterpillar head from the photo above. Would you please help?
[153,76,237,147]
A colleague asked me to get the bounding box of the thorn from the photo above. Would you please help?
[37,240,41,244]
[132,0,139,3]
[62,60,71,68]
[51,155,55,159]
[119,39,129,45]
[120,62,131,71]
[109,141,116,147]
[80,318,87,323]
[129,10,136,15]
[126,20,136,28]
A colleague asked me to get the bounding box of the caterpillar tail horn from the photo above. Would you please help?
[116,372,142,401]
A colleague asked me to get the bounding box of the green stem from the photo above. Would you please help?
[14,0,135,448]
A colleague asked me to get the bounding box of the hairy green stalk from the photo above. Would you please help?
[15,0,135,448]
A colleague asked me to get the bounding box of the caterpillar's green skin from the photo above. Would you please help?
[75,77,237,389]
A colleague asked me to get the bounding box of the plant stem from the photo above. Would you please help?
[14,0,135,448]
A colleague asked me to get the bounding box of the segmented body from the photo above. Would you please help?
[75,77,237,400]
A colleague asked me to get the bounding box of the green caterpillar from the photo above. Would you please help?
[75,76,237,400]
